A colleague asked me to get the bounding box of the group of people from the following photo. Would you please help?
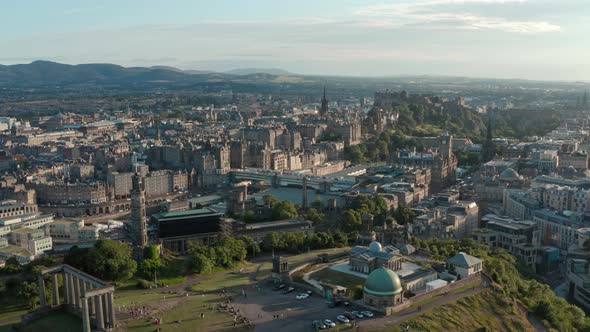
[216,291,254,328]
[128,304,151,319]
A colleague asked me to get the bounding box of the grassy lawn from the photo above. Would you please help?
[190,271,252,293]
[0,290,29,329]
[309,268,365,291]
[124,293,246,332]
[22,312,81,332]
[371,289,534,332]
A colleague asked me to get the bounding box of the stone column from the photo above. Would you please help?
[107,292,115,328]
[78,278,85,297]
[63,272,69,304]
[38,274,46,307]
[95,294,105,331]
[52,273,60,306]
[86,282,94,316]
[73,276,80,309]
[67,273,74,305]
[81,297,91,332]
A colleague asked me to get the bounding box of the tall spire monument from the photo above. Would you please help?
[320,86,329,116]
[130,172,148,248]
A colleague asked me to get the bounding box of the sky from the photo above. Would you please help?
[0,0,589,80]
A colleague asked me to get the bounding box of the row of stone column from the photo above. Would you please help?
[81,292,115,332]
[39,270,116,331]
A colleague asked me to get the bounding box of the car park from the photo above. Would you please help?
[336,315,350,324]
[323,319,336,328]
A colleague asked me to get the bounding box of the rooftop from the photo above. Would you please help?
[151,208,222,220]
[0,245,32,256]
[447,252,483,268]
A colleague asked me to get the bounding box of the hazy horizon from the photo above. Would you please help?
[1,0,589,81]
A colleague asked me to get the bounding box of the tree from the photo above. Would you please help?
[191,253,214,274]
[393,206,416,225]
[262,232,282,252]
[65,240,137,281]
[138,246,162,281]
[271,200,299,220]
[18,281,39,309]
[138,258,162,281]
[263,195,278,208]
[239,236,261,257]
[342,210,362,232]
[304,208,326,224]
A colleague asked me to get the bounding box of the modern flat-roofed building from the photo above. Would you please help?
[152,208,227,254]
[474,214,540,268]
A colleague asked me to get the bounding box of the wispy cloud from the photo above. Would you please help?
[355,0,560,33]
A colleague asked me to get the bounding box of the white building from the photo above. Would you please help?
[446,252,483,280]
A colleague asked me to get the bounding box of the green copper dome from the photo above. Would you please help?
[364,267,403,296]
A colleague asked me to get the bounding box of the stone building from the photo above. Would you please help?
[349,241,403,274]
[392,133,457,193]
[363,267,405,311]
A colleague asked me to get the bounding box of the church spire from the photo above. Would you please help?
[320,86,328,116]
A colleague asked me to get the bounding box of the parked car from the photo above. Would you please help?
[273,284,286,291]
[360,310,374,318]
[323,319,336,328]
[283,287,295,294]
[343,311,356,320]
[296,293,310,300]
[351,311,364,319]
[336,315,350,324]
[312,320,327,330]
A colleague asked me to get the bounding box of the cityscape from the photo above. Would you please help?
[1,1,590,332]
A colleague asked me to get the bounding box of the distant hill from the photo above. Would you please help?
[224,68,293,76]
[150,66,214,75]
[0,61,207,87]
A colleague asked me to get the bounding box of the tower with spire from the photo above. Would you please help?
[482,109,496,162]
[320,86,329,116]
[154,116,162,146]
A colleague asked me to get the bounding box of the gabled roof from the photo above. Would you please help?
[446,252,483,268]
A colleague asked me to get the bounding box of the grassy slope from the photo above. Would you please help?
[382,289,535,332]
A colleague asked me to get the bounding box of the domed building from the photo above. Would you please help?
[363,267,405,311]
[349,241,403,274]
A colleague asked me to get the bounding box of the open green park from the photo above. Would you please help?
[0,239,351,332]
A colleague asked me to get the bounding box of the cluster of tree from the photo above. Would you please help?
[413,238,590,331]
[492,109,561,139]
[64,240,137,282]
[233,196,300,223]
[318,130,343,142]
[0,256,61,309]
[390,104,486,140]
[261,231,349,254]
[341,194,389,232]
[188,236,248,274]
[346,130,418,163]
[137,245,162,282]
[392,206,416,225]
